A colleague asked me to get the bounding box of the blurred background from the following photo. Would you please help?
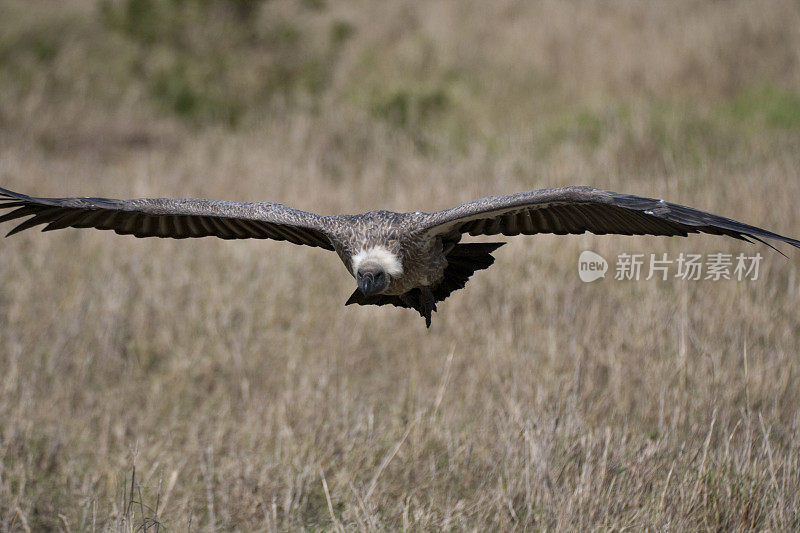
[1,0,799,529]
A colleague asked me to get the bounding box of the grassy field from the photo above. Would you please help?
[1,0,800,530]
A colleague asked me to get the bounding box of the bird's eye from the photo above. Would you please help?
[375,272,384,280]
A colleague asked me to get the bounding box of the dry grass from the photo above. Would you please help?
[1,0,800,530]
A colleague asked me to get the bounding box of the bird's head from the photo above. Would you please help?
[352,245,403,296]
[356,261,391,295]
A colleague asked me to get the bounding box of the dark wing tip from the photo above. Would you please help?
[608,191,800,253]
[748,234,788,258]
[0,187,28,202]
[0,187,51,206]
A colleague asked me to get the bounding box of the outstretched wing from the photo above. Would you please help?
[0,187,334,250]
[417,186,800,252]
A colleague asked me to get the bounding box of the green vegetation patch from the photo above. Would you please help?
[726,85,800,130]
[542,108,606,149]
[0,0,355,127]
[98,0,340,125]
[370,85,450,129]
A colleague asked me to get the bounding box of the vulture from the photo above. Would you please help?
[1,185,798,327]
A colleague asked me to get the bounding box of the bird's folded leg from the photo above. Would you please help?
[399,287,436,328]
[419,287,436,328]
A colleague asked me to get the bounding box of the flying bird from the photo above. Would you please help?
[1,185,798,326]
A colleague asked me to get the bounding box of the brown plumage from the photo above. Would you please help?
[1,185,798,327]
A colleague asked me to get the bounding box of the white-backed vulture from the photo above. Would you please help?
[2,185,797,326]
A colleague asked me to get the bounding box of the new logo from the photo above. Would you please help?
[578,250,608,282]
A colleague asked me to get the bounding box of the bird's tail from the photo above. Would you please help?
[430,242,506,303]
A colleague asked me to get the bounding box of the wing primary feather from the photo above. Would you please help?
[230,218,255,239]
[500,212,519,236]
[95,210,123,231]
[203,217,224,238]
[114,213,142,235]
[305,229,333,249]
[280,225,319,246]
[741,234,786,257]
[0,206,41,224]
[43,210,88,232]
[622,209,662,235]
[138,214,155,236]
[252,221,280,239]
[176,215,199,239]
[168,215,185,238]
[155,216,171,238]
[467,219,486,236]
[595,205,636,235]
[530,209,549,233]
[277,225,306,243]
[540,207,567,234]
[130,215,155,238]
[216,217,246,239]
[519,210,535,233]
[486,217,504,235]
[544,206,569,233]
[609,206,644,235]
[459,220,476,235]
[266,224,292,242]
[573,204,608,234]
[182,215,204,237]
[208,217,236,240]
[636,210,692,236]
[167,216,188,239]
[6,208,65,236]
[72,210,112,229]
[195,216,216,237]
[551,205,584,234]
[235,218,266,238]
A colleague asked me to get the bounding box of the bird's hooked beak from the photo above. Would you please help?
[357,268,389,295]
